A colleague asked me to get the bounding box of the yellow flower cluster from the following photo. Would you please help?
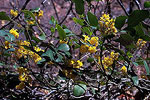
[17,40,30,46]
[80,35,99,53]
[15,41,42,63]
[136,38,146,48]
[99,14,117,35]
[9,28,19,38]
[4,41,11,49]
[102,51,119,69]
[34,46,44,52]
[10,9,18,17]
[68,60,83,68]
[121,66,127,73]
[16,67,32,89]
[34,10,44,17]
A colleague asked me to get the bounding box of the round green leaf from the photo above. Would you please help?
[57,44,70,52]
[73,84,87,97]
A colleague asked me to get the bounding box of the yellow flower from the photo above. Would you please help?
[16,82,25,89]
[136,38,146,47]
[102,56,113,67]
[88,46,97,53]
[9,28,19,38]
[17,67,28,75]
[38,10,43,17]
[10,9,18,17]
[82,35,90,43]
[99,13,117,35]
[121,66,127,73]
[4,41,10,49]
[19,73,27,82]
[27,20,35,25]
[15,46,29,58]
[80,44,88,53]
[16,67,32,89]
[95,55,101,65]
[59,40,68,44]
[89,37,99,47]
[110,51,119,60]
[74,60,83,68]
[19,41,30,46]
[34,46,44,52]
[47,61,54,65]
[31,52,42,63]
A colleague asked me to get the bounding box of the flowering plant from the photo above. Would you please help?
[0,0,150,99]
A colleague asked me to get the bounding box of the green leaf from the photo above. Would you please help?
[49,16,57,25]
[128,10,149,27]
[13,64,19,69]
[132,76,139,86]
[135,24,145,37]
[143,60,150,75]
[87,57,94,63]
[141,35,150,41]
[115,16,127,29]
[22,10,36,21]
[133,62,138,67]
[73,84,87,97]
[115,34,134,46]
[56,53,63,62]
[6,48,15,52]
[0,30,15,41]
[0,12,11,21]
[37,58,46,64]
[135,57,144,65]
[31,36,41,43]
[73,0,84,15]
[91,88,96,94]
[64,29,71,33]
[127,51,133,58]
[42,49,55,61]
[73,18,84,26]
[50,27,55,33]
[87,12,98,27]
[0,63,4,66]
[82,27,92,36]
[56,25,66,40]
[38,33,46,40]
[31,7,40,12]
[57,44,70,52]
[144,1,150,8]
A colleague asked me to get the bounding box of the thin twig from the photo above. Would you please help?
[59,2,73,25]
[51,0,60,23]
[134,0,141,10]
[117,0,129,16]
